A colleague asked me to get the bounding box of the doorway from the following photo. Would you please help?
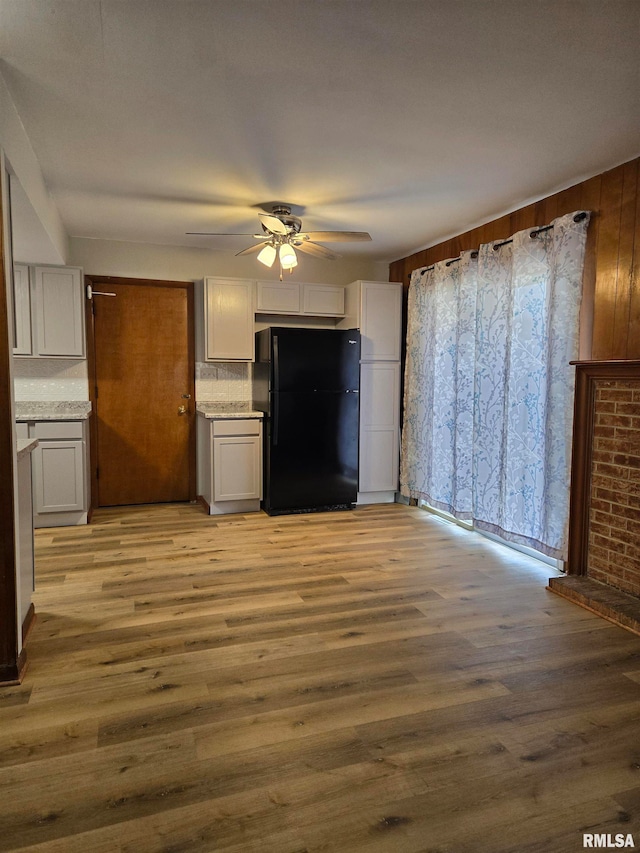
[86,276,195,507]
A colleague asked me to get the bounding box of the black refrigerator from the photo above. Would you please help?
[253,327,360,515]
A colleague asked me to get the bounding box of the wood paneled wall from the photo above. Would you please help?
[389,157,640,360]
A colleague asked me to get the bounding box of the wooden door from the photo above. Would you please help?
[90,278,195,506]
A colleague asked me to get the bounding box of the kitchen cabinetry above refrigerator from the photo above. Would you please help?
[12,264,85,358]
[195,277,348,363]
[256,281,345,317]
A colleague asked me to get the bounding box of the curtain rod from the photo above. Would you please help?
[412,211,588,277]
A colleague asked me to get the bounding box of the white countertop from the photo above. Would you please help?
[15,401,92,421]
[17,438,38,460]
[196,403,264,420]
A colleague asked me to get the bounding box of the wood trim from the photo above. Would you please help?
[566,359,640,576]
[0,159,22,686]
[566,366,596,575]
[0,647,26,687]
[196,494,210,514]
[84,275,197,506]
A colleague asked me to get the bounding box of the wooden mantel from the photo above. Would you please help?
[550,359,640,635]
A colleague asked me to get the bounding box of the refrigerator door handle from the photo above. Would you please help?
[273,393,279,446]
[273,335,280,392]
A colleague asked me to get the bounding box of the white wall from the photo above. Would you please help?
[68,237,388,285]
[0,73,67,263]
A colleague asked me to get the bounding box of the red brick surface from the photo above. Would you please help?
[587,379,640,595]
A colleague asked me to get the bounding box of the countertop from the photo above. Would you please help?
[15,401,92,421]
[196,402,264,420]
[17,438,38,460]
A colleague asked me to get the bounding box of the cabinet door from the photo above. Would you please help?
[17,453,35,621]
[360,281,402,361]
[256,281,300,314]
[34,266,85,357]
[205,278,254,361]
[32,440,85,513]
[302,284,345,316]
[359,362,400,492]
[12,264,32,355]
[213,435,262,501]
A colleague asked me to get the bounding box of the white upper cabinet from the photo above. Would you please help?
[256,281,345,317]
[345,281,402,361]
[339,280,402,360]
[302,283,345,317]
[203,277,255,361]
[360,281,402,360]
[34,266,85,357]
[256,281,301,314]
[12,263,32,355]
[13,264,86,358]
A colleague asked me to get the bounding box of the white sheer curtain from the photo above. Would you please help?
[401,211,590,559]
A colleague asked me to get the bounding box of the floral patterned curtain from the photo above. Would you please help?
[400,211,590,559]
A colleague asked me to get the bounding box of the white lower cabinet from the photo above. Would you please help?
[32,440,85,514]
[213,435,262,501]
[20,421,89,527]
[358,362,400,502]
[197,415,263,514]
[16,449,35,627]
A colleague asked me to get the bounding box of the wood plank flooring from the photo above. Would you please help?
[2,503,640,852]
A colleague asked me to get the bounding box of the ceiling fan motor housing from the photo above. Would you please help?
[266,205,302,235]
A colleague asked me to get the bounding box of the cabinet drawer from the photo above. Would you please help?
[15,422,29,439]
[212,418,261,436]
[31,421,84,440]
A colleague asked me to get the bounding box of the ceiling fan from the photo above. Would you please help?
[186,204,371,276]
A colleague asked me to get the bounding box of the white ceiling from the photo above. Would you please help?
[0,0,638,263]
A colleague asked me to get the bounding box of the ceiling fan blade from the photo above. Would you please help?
[297,231,372,243]
[186,232,258,236]
[295,241,341,261]
[258,213,289,235]
[235,242,269,257]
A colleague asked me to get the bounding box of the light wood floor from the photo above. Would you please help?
[2,503,640,852]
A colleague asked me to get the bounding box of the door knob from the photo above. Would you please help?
[178,405,187,415]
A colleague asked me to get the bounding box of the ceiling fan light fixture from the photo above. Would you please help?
[257,243,277,267]
[279,243,298,269]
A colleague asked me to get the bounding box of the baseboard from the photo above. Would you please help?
[0,647,28,686]
[34,510,88,528]
[196,495,210,513]
[356,490,396,505]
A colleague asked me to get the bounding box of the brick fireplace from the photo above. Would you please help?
[549,360,640,634]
